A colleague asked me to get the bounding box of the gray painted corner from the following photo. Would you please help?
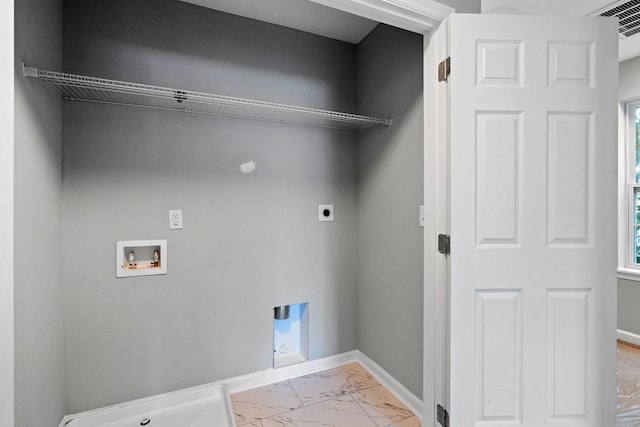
[357,24,425,399]
[14,0,65,425]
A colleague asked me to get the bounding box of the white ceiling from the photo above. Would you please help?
[483,0,640,62]
[181,0,640,61]
[179,0,378,44]
[481,0,617,15]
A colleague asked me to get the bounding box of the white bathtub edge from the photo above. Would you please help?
[58,383,233,427]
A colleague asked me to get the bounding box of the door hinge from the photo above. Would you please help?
[438,234,450,255]
[437,404,449,427]
[438,57,451,82]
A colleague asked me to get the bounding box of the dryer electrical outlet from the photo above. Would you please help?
[169,209,183,230]
[318,204,334,222]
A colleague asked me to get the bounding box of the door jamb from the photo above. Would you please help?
[424,17,450,426]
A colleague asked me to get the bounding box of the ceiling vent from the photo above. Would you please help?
[596,0,640,38]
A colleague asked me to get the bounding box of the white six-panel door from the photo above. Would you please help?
[447,14,618,427]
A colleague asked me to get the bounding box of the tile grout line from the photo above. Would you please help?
[350,388,380,426]
[350,384,416,427]
[233,362,414,426]
[237,380,304,425]
[287,378,303,405]
[342,367,383,427]
[273,363,376,414]
[258,378,305,424]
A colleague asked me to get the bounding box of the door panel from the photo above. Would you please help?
[475,111,522,246]
[546,289,593,421]
[475,289,523,421]
[448,14,618,427]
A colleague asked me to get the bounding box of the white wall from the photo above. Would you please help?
[480,0,606,15]
[14,0,65,425]
[62,0,360,412]
[620,56,640,102]
[0,0,14,425]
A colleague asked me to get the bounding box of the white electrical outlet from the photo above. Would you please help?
[169,209,183,230]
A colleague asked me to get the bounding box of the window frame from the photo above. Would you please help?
[619,100,640,280]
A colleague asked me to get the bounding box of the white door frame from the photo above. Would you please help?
[424,17,451,426]
[0,0,14,426]
[308,0,453,425]
[308,0,453,33]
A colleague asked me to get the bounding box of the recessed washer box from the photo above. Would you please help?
[116,240,167,278]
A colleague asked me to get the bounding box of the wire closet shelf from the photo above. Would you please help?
[22,64,392,131]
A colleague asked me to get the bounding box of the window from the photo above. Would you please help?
[621,101,640,278]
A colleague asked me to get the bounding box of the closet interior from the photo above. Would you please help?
[13,0,425,423]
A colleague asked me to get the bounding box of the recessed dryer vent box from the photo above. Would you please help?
[273,302,308,369]
[116,240,167,278]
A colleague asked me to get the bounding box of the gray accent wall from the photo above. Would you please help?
[356,25,424,399]
[62,0,359,413]
[14,0,65,425]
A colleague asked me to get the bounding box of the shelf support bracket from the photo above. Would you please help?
[21,62,39,78]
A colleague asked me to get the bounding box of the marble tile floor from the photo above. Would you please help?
[231,362,421,427]
[619,341,640,426]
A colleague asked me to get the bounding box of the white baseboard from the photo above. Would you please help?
[355,351,423,420]
[223,350,359,394]
[618,329,640,347]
